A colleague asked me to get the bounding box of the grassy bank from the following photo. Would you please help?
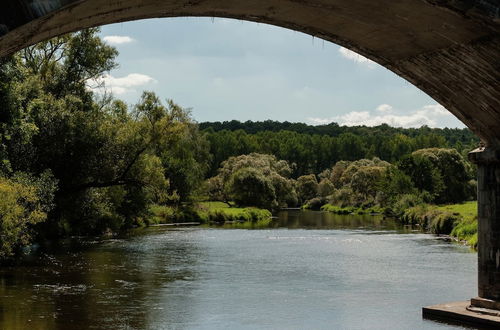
[196,202,272,224]
[400,201,477,247]
[148,202,272,225]
[320,204,384,215]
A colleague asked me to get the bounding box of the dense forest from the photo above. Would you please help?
[0,29,480,260]
[200,121,478,177]
[199,120,477,144]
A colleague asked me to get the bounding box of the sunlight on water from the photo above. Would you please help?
[0,211,476,330]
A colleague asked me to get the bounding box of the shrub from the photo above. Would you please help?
[451,216,478,247]
[303,197,327,210]
[429,212,460,235]
[148,204,175,224]
[401,204,467,237]
[389,194,423,217]
[0,174,56,259]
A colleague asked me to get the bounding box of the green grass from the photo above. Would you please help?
[148,201,272,225]
[195,201,272,224]
[147,204,176,224]
[320,204,384,215]
[436,201,477,221]
[401,201,477,248]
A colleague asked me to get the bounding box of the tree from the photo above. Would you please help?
[398,153,444,202]
[157,100,211,203]
[350,166,386,199]
[0,172,56,258]
[227,168,277,209]
[296,174,319,203]
[207,153,297,209]
[404,148,472,203]
[318,178,335,197]
[0,30,211,238]
[326,158,391,207]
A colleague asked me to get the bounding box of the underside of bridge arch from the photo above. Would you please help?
[2,1,500,324]
[0,0,499,146]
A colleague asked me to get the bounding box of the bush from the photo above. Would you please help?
[208,210,229,223]
[451,217,478,248]
[429,212,460,235]
[303,197,327,210]
[0,174,56,259]
[203,206,271,224]
[148,204,175,224]
[388,194,423,217]
[401,205,467,236]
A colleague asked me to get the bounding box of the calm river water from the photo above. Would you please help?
[0,211,477,330]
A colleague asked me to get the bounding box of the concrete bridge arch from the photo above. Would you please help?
[0,1,499,145]
[1,0,500,325]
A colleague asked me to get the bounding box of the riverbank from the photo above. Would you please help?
[319,204,384,215]
[400,201,477,248]
[318,200,478,248]
[148,202,272,225]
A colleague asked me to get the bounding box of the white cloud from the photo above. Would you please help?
[338,47,376,68]
[307,104,459,128]
[91,73,156,95]
[376,104,393,113]
[103,35,135,45]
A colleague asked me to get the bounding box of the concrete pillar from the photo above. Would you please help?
[469,147,500,303]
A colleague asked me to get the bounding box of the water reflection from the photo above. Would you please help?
[274,210,407,231]
[0,229,201,330]
[0,211,476,329]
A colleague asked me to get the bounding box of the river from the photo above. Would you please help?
[0,211,477,329]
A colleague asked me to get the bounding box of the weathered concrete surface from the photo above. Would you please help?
[472,296,500,311]
[470,148,500,302]
[423,301,500,327]
[0,1,499,146]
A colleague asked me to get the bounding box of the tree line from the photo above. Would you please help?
[201,122,478,177]
[0,29,479,260]
[205,148,476,215]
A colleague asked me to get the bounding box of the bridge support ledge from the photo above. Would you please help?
[423,147,500,326]
[422,301,500,327]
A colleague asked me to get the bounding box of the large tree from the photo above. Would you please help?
[207,153,298,209]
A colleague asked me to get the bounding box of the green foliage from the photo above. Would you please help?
[196,202,271,224]
[325,158,390,208]
[228,167,277,209]
[0,28,481,259]
[296,174,318,203]
[0,30,210,243]
[429,213,460,235]
[398,148,473,204]
[207,153,298,209]
[451,219,478,248]
[317,178,335,197]
[0,173,56,258]
[328,187,357,208]
[302,197,328,210]
[321,204,383,215]
[400,202,478,247]
[148,204,175,225]
[387,193,423,217]
[380,167,416,199]
[201,121,478,177]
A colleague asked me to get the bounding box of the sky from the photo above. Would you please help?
[97,17,465,128]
